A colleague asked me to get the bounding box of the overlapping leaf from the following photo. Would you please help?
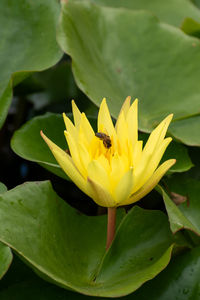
[0,0,62,128]
[0,181,174,297]
[1,245,200,299]
[80,0,200,27]
[0,183,12,280]
[160,178,200,236]
[57,0,200,146]
[131,246,200,299]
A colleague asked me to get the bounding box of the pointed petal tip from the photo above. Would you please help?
[126,95,131,101]
[101,97,107,105]
[165,113,173,123]
[123,96,131,107]
[62,112,67,120]
[40,130,47,142]
[40,131,55,151]
[166,158,176,169]
[71,99,80,111]
[165,136,173,144]
[132,98,138,108]
[171,158,176,165]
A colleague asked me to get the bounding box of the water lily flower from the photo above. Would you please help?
[41,97,175,208]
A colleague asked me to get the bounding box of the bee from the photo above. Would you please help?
[95,132,112,149]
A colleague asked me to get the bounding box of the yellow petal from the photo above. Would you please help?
[78,141,91,176]
[87,160,110,191]
[72,99,81,128]
[142,137,172,183]
[132,140,143,169]
[98,98,116,139]
[133,137,172,192]
[40,131,88,195]
[126,98,138,147]
[120,159,176,206]
[114,169,134,205]
[110,153,125,189]
[143,114,173,156]
[64,131,86,177]
[115,96,131,129]
[115,111,129,155]
[79,112,94,143]
[96,154,110,174]
[63,113,78,140]
[87,177,116,207]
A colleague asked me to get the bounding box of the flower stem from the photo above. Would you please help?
[106,207,116,250]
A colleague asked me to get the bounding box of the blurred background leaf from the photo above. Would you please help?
[58,0,200,146]
[80,0,200,27]
[0,0,63,128]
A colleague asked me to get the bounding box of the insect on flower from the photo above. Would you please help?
[95,132,112,149]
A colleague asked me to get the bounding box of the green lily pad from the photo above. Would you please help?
[57,0,200,146]
[0,183,7,194]
[131,246,200,299]
[11,113,69,179]
[11,113,191,179]
[3,248,200,299]
[159,178,200,236]
[0,183,12,280]
[0,243,12,280]
[81,0,200,27]
[169,116,200,147]
[181,18,200,38]
[0,0,62,128]
[0,181,174,297]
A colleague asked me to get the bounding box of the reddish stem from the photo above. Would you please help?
[106,207,116,250]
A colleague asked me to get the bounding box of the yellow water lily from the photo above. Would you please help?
[41,97,175,208]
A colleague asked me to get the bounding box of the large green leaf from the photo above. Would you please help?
[82,0,200,27]
[169,116,200,146]
[160,178,200,236]
[0,183,12,280]
[0,0,62,128]
[0,181,174,297]
[11,113,192,178]
[57,1,200,146]
[131,246,200,299]
[3,248,200,299]
[0,243,12,280]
